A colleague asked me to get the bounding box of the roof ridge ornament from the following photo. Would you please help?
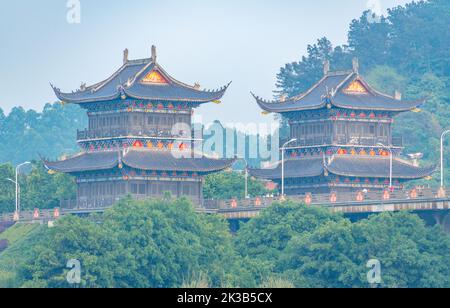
[151,45,157,63]
[394,90,402,101]
[323,59,330,76]
[123,48,129,64]
[352,58,359,74]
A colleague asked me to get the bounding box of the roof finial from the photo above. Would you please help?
[394,90,402,101]
[151,45,157,63]
[123,48,129,64]
[352,57,359,74]
[323,59,330,76]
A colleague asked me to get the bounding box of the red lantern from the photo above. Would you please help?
[33,208,40,219]
[356,191,364,202]
[304,194,312,205]
[255,197,262,207]
[330,192,337,203]
[133,140,143,148]
[383,190,390,200]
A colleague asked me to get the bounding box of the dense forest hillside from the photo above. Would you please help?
[0,103,87,165]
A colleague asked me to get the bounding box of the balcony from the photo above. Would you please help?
[281,136,404,148]
[337,136,403,147]
[77,128,191,141]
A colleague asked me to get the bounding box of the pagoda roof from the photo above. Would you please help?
[44,151,120,173]
[326,156,436,179]
[51,47,230,104]
[249,155,435,181]
[44,149,235,174]
[252,71,424,113]
[122,149,235,172]
[249,157,324,180]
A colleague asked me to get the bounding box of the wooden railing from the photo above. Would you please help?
[77,128,191,141]
[282,136,403,148]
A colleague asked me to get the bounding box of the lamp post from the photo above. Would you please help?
[281,139,297,197]
[6,162,31,219]
[378,143,393,191]
[243,159,249,199]
[441,130,450,188]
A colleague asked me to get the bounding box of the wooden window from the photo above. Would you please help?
[138,184,146,195]
[182,185,190,195]
[131,183,138,194]
[151,183,158,195]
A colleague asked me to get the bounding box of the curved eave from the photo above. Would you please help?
[123,81,231,104]
[330,98,426,112]
[325,158,436,180]
[51,85,121,104]
[249,158,325,180]
[251,92,325,113]
[51,82,230,105]
[43,156,119,173]
[123,155,236,173]
[249,169,323,181]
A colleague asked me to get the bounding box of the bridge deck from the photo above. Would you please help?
[1,188,449,222]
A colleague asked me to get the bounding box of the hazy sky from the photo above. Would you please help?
[0,0,411,126]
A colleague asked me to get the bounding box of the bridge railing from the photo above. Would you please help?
[203,187,450,211]
[60,197,118,211]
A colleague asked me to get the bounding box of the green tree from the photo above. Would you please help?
[0,103,87,166]
[0,164,15,213]
[203,171,269,200]
[21,197,254,288]
[0,162,76,214]
[279,212,450,288]
[235,201,344,280]
[276,37,352,98]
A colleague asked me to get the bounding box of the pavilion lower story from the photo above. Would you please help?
[75,178,203,208]
[45,149,235,208]
[250,155,435,195]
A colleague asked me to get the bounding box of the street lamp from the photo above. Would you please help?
[377,143,393,191]
[281,138,297,197]
[241,159,250,199]
[5,162,32,220]
[441,130,450,188]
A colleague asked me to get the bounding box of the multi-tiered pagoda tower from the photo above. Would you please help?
[45,46,234,207]
[250,59,435,194]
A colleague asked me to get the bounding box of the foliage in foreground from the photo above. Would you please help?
[235,202,450,288]
[20,197,255,288]
[5,197,449,288]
